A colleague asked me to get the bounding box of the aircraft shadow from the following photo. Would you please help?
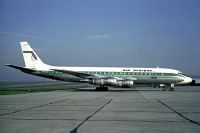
[68,88,162,92]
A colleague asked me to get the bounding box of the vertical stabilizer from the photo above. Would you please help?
[20,42,49,69]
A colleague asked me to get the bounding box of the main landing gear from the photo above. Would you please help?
[162,84,175,91]
[95,86,108,91]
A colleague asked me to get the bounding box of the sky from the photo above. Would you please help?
[0,0,200,81]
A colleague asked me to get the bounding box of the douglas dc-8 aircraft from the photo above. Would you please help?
[6,42,192,91]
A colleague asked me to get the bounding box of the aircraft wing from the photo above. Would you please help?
[51,69,137,81]
[51,69,103,79]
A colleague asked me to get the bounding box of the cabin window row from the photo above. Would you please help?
[41,71,175,76]
[123,69,153,72]
[86,71,166,76]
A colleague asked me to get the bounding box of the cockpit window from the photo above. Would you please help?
[179,73,188,77]
[177,71,188,77]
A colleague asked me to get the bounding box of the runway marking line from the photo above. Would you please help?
[157,100,200,126]
[0,98,69,117]
[70,99,113,133]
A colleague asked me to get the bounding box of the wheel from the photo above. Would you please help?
[169,88,175,91]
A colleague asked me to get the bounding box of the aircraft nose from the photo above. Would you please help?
[178,76,192,85]
[187,77,192,83]
[184,77,192,84]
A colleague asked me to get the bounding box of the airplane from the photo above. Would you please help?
[6,42,192,91]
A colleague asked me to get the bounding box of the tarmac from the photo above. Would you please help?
[0,86,200,133]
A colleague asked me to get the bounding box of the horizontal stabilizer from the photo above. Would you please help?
[5,64,36,73]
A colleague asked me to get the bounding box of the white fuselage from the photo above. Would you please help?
[38,65,192,85]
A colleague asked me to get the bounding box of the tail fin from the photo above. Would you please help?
[20,42,49,69]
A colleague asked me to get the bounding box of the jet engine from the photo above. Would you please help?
[117,80,134,87]
[91,78,134,88]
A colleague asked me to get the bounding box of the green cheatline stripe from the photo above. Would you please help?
[36,70,178,77]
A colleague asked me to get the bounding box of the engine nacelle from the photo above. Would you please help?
[117,80,134,88]
[91,79,134,88]
[91,78,117,86]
